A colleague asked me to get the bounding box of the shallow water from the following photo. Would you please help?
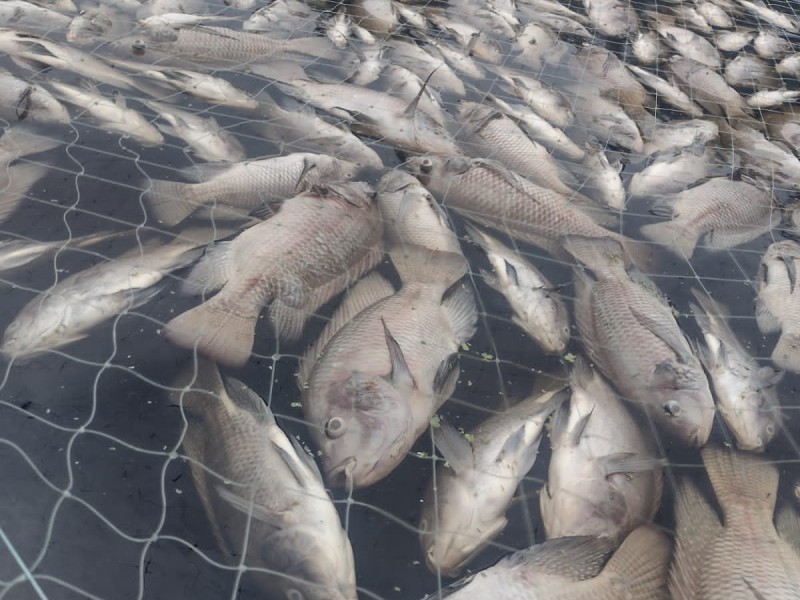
[1,0,800,599]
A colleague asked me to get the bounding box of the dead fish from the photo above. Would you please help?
[134,67,259,110]
[164,182,383,368]
[48,81,164,147]
[631,31,666,65]
[1,231,215,360]
[144,99,246,163]
[144,153,359,226]
[420,385,567,577]
[629,146,731,199]
[302,252,476,489]
[466,224,570,355]
[689,288,783,451]
[747,89,800,109]
[735,0,797,32]
[641,178,778,258]
[754,28,793,58]
[563,235,715,447]
[627,64,704,118]
[714,28,755,52]
[437,525,671,599]
[406,156,655,270]
[0,73,70,125]
[540,357,664,541]
[641,119,719,156]
[176,360,357,600]
[582,0,639,37]
[657,23,721,68]
[0,230,122,273]
[669,446,800,599]
[725,54,780,91]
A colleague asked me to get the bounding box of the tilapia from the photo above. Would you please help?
[456,102,590,205]
[725,54,780,91]
[420,385,567,577]
[641,119,719,156]
[0,73,70,125]
[776,501,800,556]
[66,8,115,44]
[253,98,383,169]
[669,446,800,599]
[164,182,383,368]
[573,145,625,211]
[0,1,71,31]
[571,93,644,154]
[582,0,639,37]
[735,0,797,31]
[244,0,314,33]
[722,124,800,192]
[0,230,121,273]
[540,358,664,541]
[631,31,665,65]
[495,71,574,128]
[563,235,715,446]
[777,53,800,77]
[346,0,399,35]
[175,361,356,600]
[144,152,359,226]
[754,240,800,373]
[754,28,793,58]
[629,146,731,199]
[144,100,246,163]
[748,89,800,109]
[626,65,704,118]
[405,156,655,269]
[48,82,164,147]
[302,252,476,489]
[384,39,466,97]
[134,67,259,110]
[466,224,570,355]
[695,0,735,28]
[689,288,783,451]
[1,231,214,360]
[656,24,721,68]
[668,56,754,124]
[641,178,778,258]
[714,28,755,52]
[436,525,671,599]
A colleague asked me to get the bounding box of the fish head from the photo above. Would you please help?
[313,180,376,211]
[320,370,416,489]
[418,474,508,577]
[1,300,79,360]
[650,384,715,447]
[720,366,783,452]
[404,155,470,188]
[319,156,362,182]
[259,525,356,600]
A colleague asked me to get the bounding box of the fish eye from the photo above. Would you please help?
[325,417,346,439]
[765,424,775,437]
[287,590,303,600]
[420,158,433,174]
[662,400,682,417]
[131,39,146,55]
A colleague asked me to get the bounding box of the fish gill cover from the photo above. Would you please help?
[1,0,800,598]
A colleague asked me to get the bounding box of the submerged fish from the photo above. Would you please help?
[466,224,570,355]
[564,235,715,447]
[420,385,567,577]
[670,446,800,599]
[164,182,383,368]
[302,251,476,489]
[176,360,356,600]
[540,357,664,541]
[689,289,783,451]
[437,525,671,599]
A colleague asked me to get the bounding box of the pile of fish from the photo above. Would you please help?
[3,0,800,598]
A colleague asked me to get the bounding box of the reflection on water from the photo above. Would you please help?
[1,0,800,599]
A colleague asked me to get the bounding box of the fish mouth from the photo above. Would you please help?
[326,457,359,490]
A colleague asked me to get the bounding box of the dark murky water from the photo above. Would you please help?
[2,1,800,599]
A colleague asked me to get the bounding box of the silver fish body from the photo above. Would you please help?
[176,362,357,600]
[0,73,70,125]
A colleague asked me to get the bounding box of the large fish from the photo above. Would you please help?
[669,446,800,599]
[689,288,783,451]
[164,182,383,368]
[175,360,357,600]
[419,385,567,577]
[405,156,655,270]
[302,252,476,489]
[435,525,671,599]
[540,357,664,541]
[144,153,359,226]
[640,178,778,259]
[563,235,715,446]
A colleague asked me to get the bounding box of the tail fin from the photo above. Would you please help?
[389,243,468,287]
[0,162,49,221]
[602,525,672,598]
[771,331,800,373]
[640,221,700,259]
[144,179,199,227]
[163,302,257,368]
[0,126,60,159]
[701,445,779,517]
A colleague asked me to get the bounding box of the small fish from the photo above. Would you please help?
[0,74,69,125]
[668,56,754,124]
[714,28,755,51]
[1,231,215,360]
[66,9,115,44]
[48,81,164,147]
[437,525,671,600]
[754,28,793,58]
[244,0,313,33]
[747,89,800,109]
[669,446,800,599]
[641,178,779,258]
[689,288,783,451]
[777,53,800,77]
[631,31,665,65]
[641,119,719,156]
[628,146,731,199]
[627,64,704,118]
[302,250,476,489]
[735,0,797,31]
[144,100,245,163]
[420,385,568,577]
[0,126,61,222]
[563,235,715,447]
[0,1,72,31]
[725,54,780,91]
[582,0,639,37]
[0,230,121,273]
[164,182,383,368]
[466,224,570,355]
[136,67,258,110]
[540,357,664,541]
[144,152,359,226]
[656,23,721,68]
[695,0,735,28]
[175,360,357,600]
